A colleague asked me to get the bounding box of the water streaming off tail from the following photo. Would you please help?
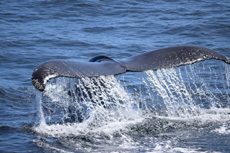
[142,61,230,121]
[35,75,144,136]
[34,60,230,149]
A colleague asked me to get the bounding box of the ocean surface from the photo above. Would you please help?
[1,0,230,152]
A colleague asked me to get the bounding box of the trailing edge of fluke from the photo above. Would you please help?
[32,46,230,91]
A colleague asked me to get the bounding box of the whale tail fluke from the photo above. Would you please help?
[118,46,230,72]
[32,46,230,91]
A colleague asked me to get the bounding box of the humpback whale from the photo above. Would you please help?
[32,46,230,91]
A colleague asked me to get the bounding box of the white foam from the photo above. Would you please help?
[154,107,230,123]
[150,140,205,153]
[213,125,230,135]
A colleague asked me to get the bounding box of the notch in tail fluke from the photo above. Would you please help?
[32,46,230,91]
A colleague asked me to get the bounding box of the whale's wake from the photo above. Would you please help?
[34,60,230,152]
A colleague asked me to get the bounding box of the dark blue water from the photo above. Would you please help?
[1,0,230,152]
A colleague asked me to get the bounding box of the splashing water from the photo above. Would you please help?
[34,60,230,152]
[35,75,144,137]
[142,61,230,123]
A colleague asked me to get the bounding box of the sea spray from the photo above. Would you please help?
[35,90,46,128]
[33,61,230,152]
[34,61,230,131]
[225,63,230,102]
[141,61,230,126]
[34,75,144,137]
[143,69,200,117]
